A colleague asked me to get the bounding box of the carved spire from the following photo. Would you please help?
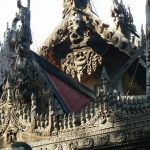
[27,0,30,9]
[80,109,85,125]
[0,41,1,48]
[31,93,37,123]
[7,22,9,30]
[49,97,54,116]
[127,6,133,23]
[72,113,76,128]
[101,67,110,94]
[111,0,138,39]
[5,79,14,104]
[48,98,54,135]
[63,114,67,129]
[68,113,72,128]
[140,24,146,46]
[85,106,90,122]
[59,115,63,131]
[3,22,11,48]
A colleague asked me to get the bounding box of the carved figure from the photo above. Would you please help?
[10,14,20,47]
[16,0,32,48]
[111,0,139,39]
[111,0,123,30]
[67,12,84,44]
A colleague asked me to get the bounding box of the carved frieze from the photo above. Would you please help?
[61,48,102,82]
[29,126,147,150]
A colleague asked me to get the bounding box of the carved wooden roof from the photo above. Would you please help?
[39,0,138,59]
[0,1,148,149]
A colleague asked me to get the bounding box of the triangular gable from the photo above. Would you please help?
[31,51,95,114]
[47,72,90,114]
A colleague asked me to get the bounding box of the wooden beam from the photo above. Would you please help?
[110,44,146,87]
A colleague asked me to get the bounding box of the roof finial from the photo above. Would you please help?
[101,67,110,94]
[27,0,30,9]
[140,24,146,46]
[6,22,9,29]
[101,67,109,80]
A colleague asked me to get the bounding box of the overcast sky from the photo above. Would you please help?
[0,0,146,51]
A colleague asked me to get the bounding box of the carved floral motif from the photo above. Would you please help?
[82,138,94,148]
[61,48,102,81]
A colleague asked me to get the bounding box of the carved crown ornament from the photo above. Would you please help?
[61,48,102,82]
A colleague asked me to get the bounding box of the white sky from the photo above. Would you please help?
[0,0,146,51]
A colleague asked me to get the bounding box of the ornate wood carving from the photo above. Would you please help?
[61,48,102,82]
[111,0,139,39]
[39,0,137,59]
[0,1,149,149]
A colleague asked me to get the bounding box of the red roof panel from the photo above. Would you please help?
[47,72,90,114]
